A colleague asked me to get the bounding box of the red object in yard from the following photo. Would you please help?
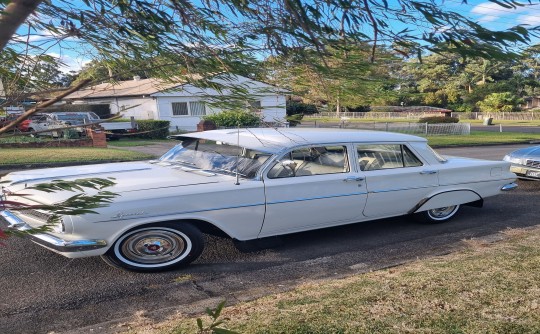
[18,119,32,132]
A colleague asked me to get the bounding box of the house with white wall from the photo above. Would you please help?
[64,74,287,131]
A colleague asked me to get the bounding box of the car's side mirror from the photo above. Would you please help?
[281,160,297,171]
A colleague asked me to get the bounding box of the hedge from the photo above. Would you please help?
[133,120,170,139]
[418,116,459,124]
[203,110,261,127]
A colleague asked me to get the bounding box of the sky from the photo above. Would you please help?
[13,0,540,73]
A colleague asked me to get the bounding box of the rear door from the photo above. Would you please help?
[356,143,439,218]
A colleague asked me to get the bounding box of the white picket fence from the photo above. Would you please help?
[305,111,540,121]
[298,120,471,135]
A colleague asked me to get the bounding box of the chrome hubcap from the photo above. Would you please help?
[428,205,458,219]
[121,230,187,264]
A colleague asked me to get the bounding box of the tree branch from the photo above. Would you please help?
[0,0,43,52]
[362,0,378,63]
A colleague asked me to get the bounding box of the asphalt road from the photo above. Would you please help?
[1,144,539,334]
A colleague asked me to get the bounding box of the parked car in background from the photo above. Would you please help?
[49,112,138,139]
[1,128,517,272]
[14,112,138,139]
[504,146,540,180]
[0,113,32,132]
[26,113,68,137]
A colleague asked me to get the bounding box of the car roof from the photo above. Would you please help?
[171,128,428,153]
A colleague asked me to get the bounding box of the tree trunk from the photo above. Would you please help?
[335,97,340,117]
[0,0,43,52]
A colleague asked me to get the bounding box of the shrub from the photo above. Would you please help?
[418,116,459,124]
[134,120,170,139]
[203,110,261,128]
[286,101,318,116]
[286,114,303,127]
[347,105,371,113]
[476,92,523,113]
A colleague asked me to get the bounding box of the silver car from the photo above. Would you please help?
[504,146,540,180]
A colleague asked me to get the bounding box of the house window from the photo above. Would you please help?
[189,102,206,116]
[248,100,262,111]
[172,102,188,116]
[171,101,206,116]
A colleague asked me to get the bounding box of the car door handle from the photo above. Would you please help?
[343,176,365,182]
[420,170,438,175]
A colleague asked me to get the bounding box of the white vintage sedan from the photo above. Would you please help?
[1,128,517,272]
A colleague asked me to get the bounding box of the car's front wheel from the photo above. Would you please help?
[101,222,204,272]
[414,205,460,224]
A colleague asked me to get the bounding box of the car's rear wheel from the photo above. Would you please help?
[415,205,460,224]
[101,222,204,272]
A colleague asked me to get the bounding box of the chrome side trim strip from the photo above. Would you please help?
[501,182,518,191]
[267,192,367,205]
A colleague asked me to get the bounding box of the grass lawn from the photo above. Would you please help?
[0,147,153,165]
[163,227,540,334]
[427,131,540,147]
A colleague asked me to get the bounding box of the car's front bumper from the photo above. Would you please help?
[0,210,108,252]
[510,165,540,180]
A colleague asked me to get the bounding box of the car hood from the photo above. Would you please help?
[1,161,231,204]
[508,145,540,159]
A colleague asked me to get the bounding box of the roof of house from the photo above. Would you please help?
[65,74,287,100]
[65,78,180,99]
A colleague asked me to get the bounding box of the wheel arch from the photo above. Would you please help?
[111,218,233,244]
[409,189,483,214]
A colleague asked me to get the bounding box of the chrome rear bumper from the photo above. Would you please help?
[1,210,107,252]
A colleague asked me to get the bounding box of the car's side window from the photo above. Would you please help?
[268,145,349,178]
[357,144,423,171]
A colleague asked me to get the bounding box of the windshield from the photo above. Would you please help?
[160,138,272,178]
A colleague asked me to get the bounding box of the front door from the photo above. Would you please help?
[259,144,368,238]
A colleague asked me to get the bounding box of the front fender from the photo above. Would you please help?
[409,189,482,214]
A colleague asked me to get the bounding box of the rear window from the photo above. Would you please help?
[356,144,423,171]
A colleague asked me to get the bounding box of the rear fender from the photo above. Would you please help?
[409,190,482,214]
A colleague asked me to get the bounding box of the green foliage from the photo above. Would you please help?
[27,178,116,193]
[448,103,475,113]
[1,178,118,238]
[286,114,304,127]
[133,120,170,139]
[196,300,239,334]
[476,92,524,113]
[2,0,540,123]
[266,45,397,111]
[286,101,318,116]
[203,111,261,128]
[418,116,459,124]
